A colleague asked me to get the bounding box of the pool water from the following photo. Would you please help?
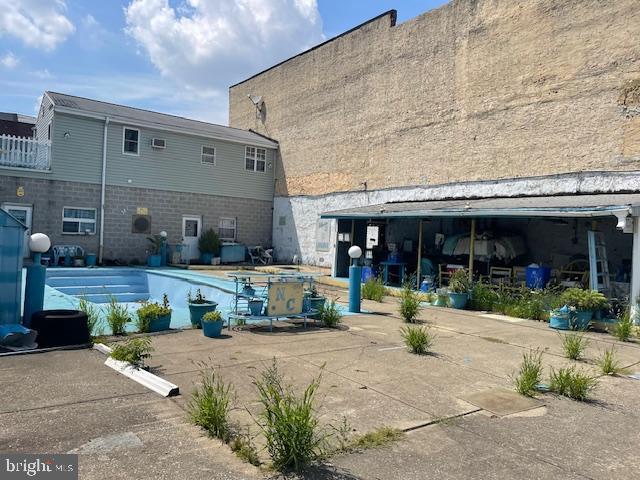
[43,267,354,335]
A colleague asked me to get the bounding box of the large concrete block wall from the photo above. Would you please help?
[0,176,272,262]
[229,0,640,197]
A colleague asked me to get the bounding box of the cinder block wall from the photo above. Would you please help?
[229,0,640,197]
[0,176,272,262]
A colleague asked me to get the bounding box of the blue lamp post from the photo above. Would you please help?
[348,245,363,313]
[23,233,51,327]
[159,230,168,266]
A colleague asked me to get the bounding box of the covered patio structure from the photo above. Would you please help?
[321,193,640,313]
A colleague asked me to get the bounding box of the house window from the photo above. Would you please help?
[62,207,97,235]
[123,127,140,155]
[219,217,236,241]
[201,146,216,165]
[245,146,266,172]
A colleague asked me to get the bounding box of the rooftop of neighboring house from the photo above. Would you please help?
[45,91,278,149]
[0,112,36,138]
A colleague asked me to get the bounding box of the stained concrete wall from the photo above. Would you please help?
[273,171,640,267]
[0,176,272,262]
[229,0,640,197]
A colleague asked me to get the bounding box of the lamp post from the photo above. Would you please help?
[23,233,51,327]
[348,245,363,313]
[159,230,168,266]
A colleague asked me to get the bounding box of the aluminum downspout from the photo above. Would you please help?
[98,117,109,264]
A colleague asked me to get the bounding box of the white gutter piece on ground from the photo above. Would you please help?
[104,357,179,397]
[93,343,112,355]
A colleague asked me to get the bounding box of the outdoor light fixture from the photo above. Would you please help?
[614,211,633,233]
[347,246,363,313]
[348,245,362,259]
[29,233,51,253]
[63,132,70,139]
[159,231,168,238]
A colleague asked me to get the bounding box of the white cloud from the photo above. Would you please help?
[1,51,19,68]
[0,0,75,51]
[124,0,323,101]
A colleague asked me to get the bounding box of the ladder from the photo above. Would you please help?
[587,230,610,294]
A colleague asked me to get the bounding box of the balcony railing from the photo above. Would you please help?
[0,134,51,171]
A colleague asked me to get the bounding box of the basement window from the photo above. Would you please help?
[123,127,140,155]
[245,146,266,172]
[62,207,96,234]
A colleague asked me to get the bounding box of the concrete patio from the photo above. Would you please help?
[2,296,640,479]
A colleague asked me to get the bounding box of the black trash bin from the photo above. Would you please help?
[30,310,90,348]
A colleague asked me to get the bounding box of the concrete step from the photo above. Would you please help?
[47,275,147,288]
[54,284,149,296]
[79,292,150,304]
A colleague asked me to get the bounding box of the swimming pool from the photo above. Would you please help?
[44,268,245,334]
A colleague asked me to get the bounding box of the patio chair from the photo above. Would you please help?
[248,246,267,265]
[52,245,85,266]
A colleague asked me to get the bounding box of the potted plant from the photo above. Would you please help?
[307,284,326,314]
[146,234,163,267]
[187,289,218,328]
[447,269,470,309]
[198,228,221,265]
[73,254,85,267]
[549,305,572,330]
[201,310,224,338]
[248,297,264,316]
[136,294,172,332]
[559,288,608,329]
[432,287,449,307]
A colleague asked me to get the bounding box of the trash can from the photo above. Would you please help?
[85,253,97,267]
[30,310,90,348]
[526,265,551,289]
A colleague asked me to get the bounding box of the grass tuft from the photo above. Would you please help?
[613,310,634,342]
[78,296,103,337]
[362,277,386,302]
[188,366,233,441]
[513,349,543,397]
[549,366,598,401]
[110,337,153,369]
[399,283,421,323]
[105,296,130,335]
[348,427,404,451]
[400,325,435,355]
[229,430,261,466]
[319,299,342,328]
[596,346,622,375]
[561,332,589,361]
[254,359,325,472]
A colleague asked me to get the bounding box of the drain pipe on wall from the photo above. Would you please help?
[98,117,109,264]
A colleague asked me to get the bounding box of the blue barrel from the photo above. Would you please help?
[526,266,551,289]
[86,253,97,267]
[361,266,376,283]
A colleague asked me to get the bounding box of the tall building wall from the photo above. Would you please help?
[229,0,640,197]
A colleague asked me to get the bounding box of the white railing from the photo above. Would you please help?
[0,134,51,170]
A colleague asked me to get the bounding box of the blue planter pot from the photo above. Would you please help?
[571,310,593,330]
[147,254,161,267]
[448,293,468,309]
[188,302,218,328]
[550,313,570,330]
[148,313,172,332]
[433,294,448,307]
[201,253,213,264]
[202,320,224,338]
[248,300,264,316]
[64,255,72,267]
[309,297,326,319]
[302,296,311,313]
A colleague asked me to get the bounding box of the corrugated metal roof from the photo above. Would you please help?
[321,193,640,219]
[46,92,278,148]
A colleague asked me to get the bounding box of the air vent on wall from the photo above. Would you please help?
[152,138,166,149]
[132,214,151,234]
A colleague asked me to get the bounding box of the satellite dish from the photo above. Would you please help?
[248,94,265,119]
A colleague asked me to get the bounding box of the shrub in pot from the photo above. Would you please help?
[198,228,221,264]
[136,294,172,333]
[447,269,470,309]
[146,234,163,267]
[73,254,85,267]
[187,289,217,328]
[202,310,224,338]
[559,288,608,329]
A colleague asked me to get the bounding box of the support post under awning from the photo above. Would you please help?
[416,219,423,290]
[468,218,476,282]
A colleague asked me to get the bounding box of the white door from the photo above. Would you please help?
[1,203,32,258]
[182,215,202,260]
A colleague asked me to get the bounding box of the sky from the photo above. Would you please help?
[0,0,448,125]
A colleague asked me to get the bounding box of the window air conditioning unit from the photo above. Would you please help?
[151,138,166,149]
